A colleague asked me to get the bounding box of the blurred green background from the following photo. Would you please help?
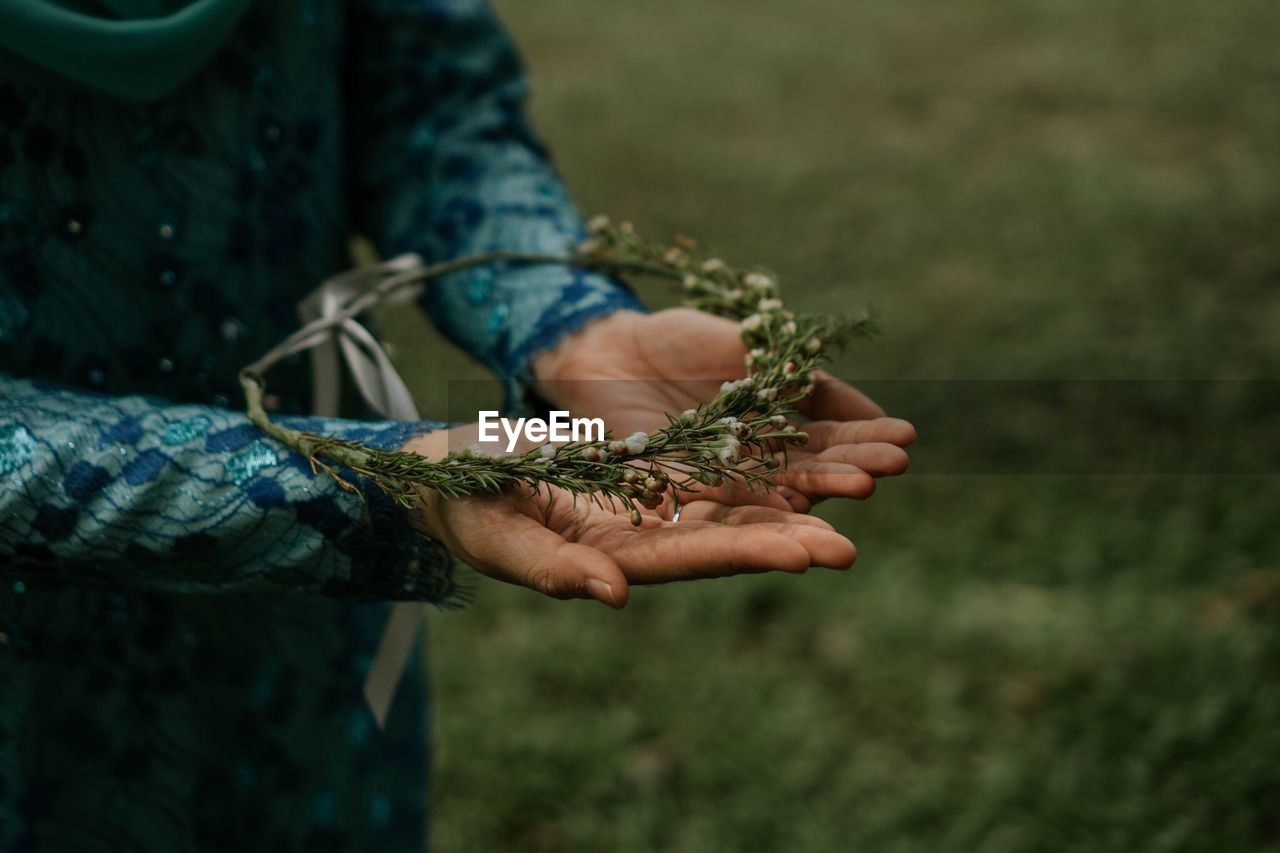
[386,0,1280,849]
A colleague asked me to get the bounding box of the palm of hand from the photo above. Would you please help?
[538,308,916,512]
[417,481,857,608]
[541,308,742,431]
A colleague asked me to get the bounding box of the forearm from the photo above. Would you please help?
[347,0,647,407]
[0,373,458,601]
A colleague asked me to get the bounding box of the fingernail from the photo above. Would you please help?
[585,578,619,609]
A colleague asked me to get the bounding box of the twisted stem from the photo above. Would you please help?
[240,219,876,523]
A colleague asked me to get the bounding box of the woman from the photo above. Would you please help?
[0,0,914,849]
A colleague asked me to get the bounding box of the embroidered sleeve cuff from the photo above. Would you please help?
[277,417,464,605]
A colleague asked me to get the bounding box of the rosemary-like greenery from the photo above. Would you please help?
[240,218,876,523]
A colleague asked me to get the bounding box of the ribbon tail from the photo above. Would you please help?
[362,602,424,730]
[295,253,430,730]
[337,317,421,422]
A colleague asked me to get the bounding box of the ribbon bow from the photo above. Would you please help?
[295,253,429,730]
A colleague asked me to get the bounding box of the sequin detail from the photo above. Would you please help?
[160,415,212,446]
[0,422,36,474]
[224,440,280,485]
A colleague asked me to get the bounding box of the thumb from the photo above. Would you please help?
[472,513,630,609]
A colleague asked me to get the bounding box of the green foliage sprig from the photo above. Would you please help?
[240,218,876,523]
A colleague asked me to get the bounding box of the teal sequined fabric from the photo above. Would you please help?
[0,0,644,848]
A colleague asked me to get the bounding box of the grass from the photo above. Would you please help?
[384,1,1280,849]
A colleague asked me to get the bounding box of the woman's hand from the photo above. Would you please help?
[532,308,916,512]
[416,485,856,609]
[402,426,856,608]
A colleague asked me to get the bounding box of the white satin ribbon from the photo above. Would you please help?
[296,253,430,730]
[297,253,423,420]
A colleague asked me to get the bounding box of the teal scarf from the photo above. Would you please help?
[0,0,251,103]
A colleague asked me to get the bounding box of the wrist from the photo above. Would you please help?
[410,486,449,543]
[530,309,644,397]
[399,424,477,544]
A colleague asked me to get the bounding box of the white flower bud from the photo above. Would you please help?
[724,289,744,303]
[740,314,764,333]
[758,298,783,312]
[619,220,636,234]
[587,214,610,233]
[720,380,739,393]
[757,387,778,402]
[663,247,685,265]
[738,376,755,388]
[683,274,700,290]
[744,272,774,291]
[580,446,602,462]
[781,320,798,336]
[539,444,557,460]
[608,440,627,455]
[718,437,741,464]
[623,431,649,455]
[680,408,698,421]
[804,337,823,354]
[702,258,726,273]
[770,415,787,427]
[577,238,601,255]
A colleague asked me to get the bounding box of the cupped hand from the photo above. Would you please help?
[403,426,856,607]
[414,487,858,609]
[532,308,916,512]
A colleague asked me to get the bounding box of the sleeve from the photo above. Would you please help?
[346,0,648,409]
[0,374,460,602]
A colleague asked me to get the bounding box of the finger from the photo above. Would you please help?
[805,417,917,449]
[676,502,836,529]
[776,486,812,514]
[462,505,630,608]
[798,372,886,421]
[605,522,856,584]
[672,522,856,571]
[773,462,877,500]
[811,442,910,476]
[665,466,814,512]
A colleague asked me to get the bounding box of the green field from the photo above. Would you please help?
[390,1,1280,849]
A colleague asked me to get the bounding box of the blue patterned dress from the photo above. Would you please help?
[0,1,643,849]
